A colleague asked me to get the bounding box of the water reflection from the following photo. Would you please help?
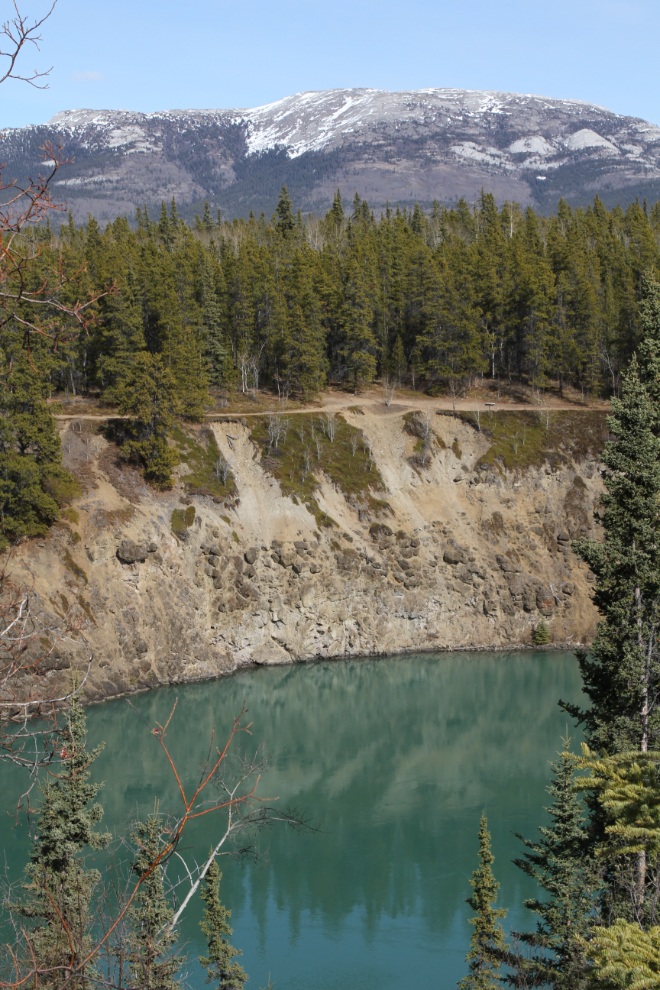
[0,652,584,990]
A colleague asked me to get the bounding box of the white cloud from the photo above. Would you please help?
[71,71,104,82]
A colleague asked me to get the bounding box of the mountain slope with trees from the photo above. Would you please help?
[4,87,660,222]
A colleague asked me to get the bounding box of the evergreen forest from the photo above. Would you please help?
[10,187,660,408]
[4,185,660,540]
[5,185,660,545]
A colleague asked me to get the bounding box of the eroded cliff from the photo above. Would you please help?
[7,403,606,703]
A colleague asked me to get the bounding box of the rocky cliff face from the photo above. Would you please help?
[3,87,660,222]
[7,405,603,705]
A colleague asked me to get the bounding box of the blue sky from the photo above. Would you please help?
[2,0,657,128]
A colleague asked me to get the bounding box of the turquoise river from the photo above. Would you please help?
[0,651,585,989]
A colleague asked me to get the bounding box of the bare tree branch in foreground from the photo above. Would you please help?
[1,703,314,990]
[0,0,56,88]
[0,560,92,783]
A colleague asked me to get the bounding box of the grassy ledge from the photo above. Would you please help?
[249,413,390,526]
[171,425,239,505]
[447,409,609,472]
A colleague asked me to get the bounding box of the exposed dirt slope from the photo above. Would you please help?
[7,407,604,703]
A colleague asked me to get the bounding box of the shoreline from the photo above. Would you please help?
[82,639,584,707]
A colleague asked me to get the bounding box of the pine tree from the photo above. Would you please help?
[339,259,377,392]
[504,744,599,989]
[565,355,660,756]
[563,355,660,914]
[330,189,344,230]
[114,353,181,488]
[0,361,78,548]
[129,814,183,990]
[202,201,214,232]
[18,698,111,988]
[198,857,247,990]
[458,814,508,990]
[201,256,228,385]
[275,186,295,237]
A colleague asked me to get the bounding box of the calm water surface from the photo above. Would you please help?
[1,652,584,990]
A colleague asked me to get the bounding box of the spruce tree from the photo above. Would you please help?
[563,354,660,914]
[638,270,660,413]
[202,201,214,232]
[199,858,247,990]
[565,355,660,756]
[288,305,326,399]
[504,744,599,989]
[158,201,172,246]
[584,917,660,987]
[275,186,295,237]
[391,335,406,384]
[18,698,110,988]
[129,814,183,990]
[339,259,377,392]
[532,620,552,645]
[0,361,78,548]
[330,189,344,230]
[95,261,146,390]
[201,256,227,385]
[458,814,508,990]
[411,202,424,237]
[114,353,181,488]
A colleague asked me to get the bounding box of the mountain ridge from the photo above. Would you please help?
[3,86,660,222]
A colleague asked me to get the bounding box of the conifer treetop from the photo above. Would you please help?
[458,814,508,990]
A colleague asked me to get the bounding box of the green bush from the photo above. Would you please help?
[171,505,196,538]
[532,620,552,645]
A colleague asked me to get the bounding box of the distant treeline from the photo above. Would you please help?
[10,188,660,402]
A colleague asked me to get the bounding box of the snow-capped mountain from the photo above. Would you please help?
[3,87,660,223]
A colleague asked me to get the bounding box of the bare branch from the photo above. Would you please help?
[0,559,93,784]
[0,1,57,89]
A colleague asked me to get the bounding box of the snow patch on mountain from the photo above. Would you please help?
[564,129,619,153]
[509,136,555,156]
[4,86,660,224]
[241,87,622,158]
[26,87,641,162]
